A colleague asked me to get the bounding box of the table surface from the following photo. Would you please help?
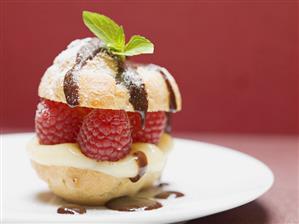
[174,133,298,224]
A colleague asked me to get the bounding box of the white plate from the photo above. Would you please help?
[1,133,273,224]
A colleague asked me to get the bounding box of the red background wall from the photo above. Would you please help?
[1,1,298,134]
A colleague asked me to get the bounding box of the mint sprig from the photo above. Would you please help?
[83,11,154,57]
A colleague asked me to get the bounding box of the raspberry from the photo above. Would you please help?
[77,109,132,161]
[128,112,166,144]
[35,99,91,145]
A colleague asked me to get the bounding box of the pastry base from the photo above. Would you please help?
[32,161,161,205]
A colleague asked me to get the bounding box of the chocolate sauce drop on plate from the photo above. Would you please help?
[57,204,86,215]
[63,38,103,107]
[155,191,184,199]
[129,151,148,182]
[105,183,184,212]
[138,183,184,200]
[157,182,170,187]
[105,196,162,212]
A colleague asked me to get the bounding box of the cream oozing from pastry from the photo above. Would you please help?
[27,134,173,178]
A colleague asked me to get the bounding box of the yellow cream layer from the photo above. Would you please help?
[27,134,173,178]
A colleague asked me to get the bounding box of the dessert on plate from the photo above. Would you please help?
[27,11,182,206]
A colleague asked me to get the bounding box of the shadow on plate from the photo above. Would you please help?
[35,191,106,210]
[188,200,270,224]
[35,191,66,205]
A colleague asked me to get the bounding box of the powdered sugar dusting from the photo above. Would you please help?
[40,38,95,101]
[54,38,92,65]
[63,38,103,106]
[122,67,143,87]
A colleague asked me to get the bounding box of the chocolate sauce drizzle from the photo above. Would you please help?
[165,113,172,133]
[160,71,177,112]
[160,70,178,133]
[115,65,148,126]
[63,38,103,107]
[129,151,148,182]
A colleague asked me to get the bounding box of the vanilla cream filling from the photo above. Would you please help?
[27,134,172,178]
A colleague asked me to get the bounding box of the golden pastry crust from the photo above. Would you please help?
[38,38,182,112]
[32,161,161,205]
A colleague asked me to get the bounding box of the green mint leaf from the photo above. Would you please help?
[82,11,125,51]
[117,35,154,56]
[82,11,154,58]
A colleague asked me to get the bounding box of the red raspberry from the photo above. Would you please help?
[35,99,91,145]
[77,109,132,161]
[128,112,166,144]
